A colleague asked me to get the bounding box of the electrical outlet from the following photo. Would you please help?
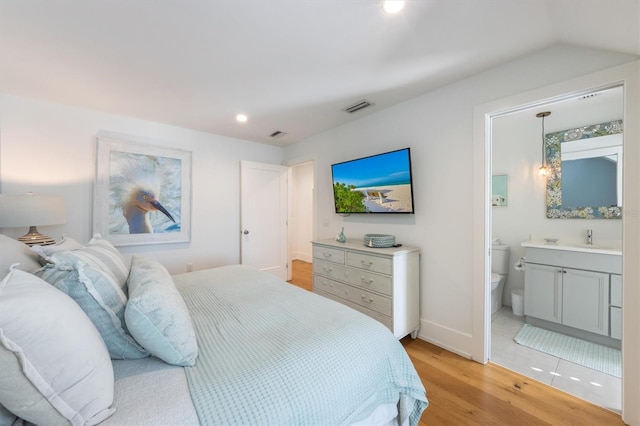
[186,263,193,272]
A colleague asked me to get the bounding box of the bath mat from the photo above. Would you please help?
[514,324,621,378]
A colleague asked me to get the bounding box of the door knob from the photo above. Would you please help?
[243,230,249,234]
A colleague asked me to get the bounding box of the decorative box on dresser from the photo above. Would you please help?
[311,238,420,339]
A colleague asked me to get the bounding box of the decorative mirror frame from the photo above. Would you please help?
[546,119,623,219]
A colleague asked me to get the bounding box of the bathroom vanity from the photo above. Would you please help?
[311,238,420,339]
[521,241,622,347]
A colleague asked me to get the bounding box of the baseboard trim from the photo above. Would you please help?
[418,318,473,360]
[291,253,312,263]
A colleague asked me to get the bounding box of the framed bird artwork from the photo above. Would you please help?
[93,133,192,246]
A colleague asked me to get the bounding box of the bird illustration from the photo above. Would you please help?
[109,153,180,234]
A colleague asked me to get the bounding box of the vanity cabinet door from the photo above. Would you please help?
[610,307,622,339]
[524,263,562,324]
[562,269,609,336]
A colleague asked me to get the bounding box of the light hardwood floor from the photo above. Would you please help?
[288,259,624,425]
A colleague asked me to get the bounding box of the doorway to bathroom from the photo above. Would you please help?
[487,85,624,412]
[486,85,624,412]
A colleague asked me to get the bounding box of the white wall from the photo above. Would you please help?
[290,161,314,262]
[283,45,636,354]
[492,91,624,306]
[0,95,283,273]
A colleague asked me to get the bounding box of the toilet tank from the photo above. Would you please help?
[491,244,510,275]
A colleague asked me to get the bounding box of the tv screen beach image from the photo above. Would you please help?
[332,149,414,213]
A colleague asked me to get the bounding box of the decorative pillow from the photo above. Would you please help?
[35,260,149,360]
[30,234,84,265]
[42,233,130,293]
[125,256,198,366]
[0,266,115,426]
[0,234,41,276]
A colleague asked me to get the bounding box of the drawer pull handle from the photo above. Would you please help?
[360,260,373,267]
[322,252,332,258]
[361,277,373,285]
[322,266,333,273]
[361,295,373,303]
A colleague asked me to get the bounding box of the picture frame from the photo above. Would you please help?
[491,174,508,207]
[93,134,192,246]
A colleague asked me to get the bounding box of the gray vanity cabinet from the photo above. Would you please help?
[524,264,609,335]
[523,245,621,345]
[610,274,622,339]
[524,263,562,324]
[562,268,609,336]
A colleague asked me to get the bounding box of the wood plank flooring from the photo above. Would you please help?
[288,259,313,291]
[288,259,624,425]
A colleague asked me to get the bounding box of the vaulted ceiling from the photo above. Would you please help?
[1,1,638,145]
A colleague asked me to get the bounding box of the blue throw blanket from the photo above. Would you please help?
[174,265,427,425]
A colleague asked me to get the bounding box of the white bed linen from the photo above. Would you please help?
[102,265,425,425]
[103,357,198,425]
[104,357,399,426]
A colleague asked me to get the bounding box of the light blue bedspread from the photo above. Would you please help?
[173,265,428,426]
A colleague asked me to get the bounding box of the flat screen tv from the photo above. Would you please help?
[331,148,415,214]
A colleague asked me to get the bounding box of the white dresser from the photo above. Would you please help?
[311,238,420,339]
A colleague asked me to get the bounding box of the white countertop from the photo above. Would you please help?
[521,240,621,256]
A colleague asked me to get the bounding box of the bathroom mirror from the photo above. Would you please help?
[546,120,623,219]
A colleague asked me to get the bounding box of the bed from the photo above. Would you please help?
[0,234,428,425]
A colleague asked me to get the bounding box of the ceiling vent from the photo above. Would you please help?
[342,99,375,114]
[269,130,287,138]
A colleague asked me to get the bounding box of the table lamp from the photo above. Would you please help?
[0,193,66,246]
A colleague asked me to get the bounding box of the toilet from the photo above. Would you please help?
[491,244,510,314]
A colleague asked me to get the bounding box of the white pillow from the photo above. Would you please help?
[0,266,116,426]
[0,234,41,276]
[125,256,198,366]
[42,233,130,290]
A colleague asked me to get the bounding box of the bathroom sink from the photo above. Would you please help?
[521,240,622,255]
[572,243,616,250]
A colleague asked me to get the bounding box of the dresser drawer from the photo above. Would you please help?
[313,259,348,280]
[347,252,392,275]
[313,245,345,264]
[353,289,392,316]
[314,275,392,316]
[314,275,344,296]
[343,268,392,296]
[314,289,393,331]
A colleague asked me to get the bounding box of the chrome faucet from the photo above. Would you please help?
[587,229,593,245]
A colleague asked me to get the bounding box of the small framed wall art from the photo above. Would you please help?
[491,174,508,207]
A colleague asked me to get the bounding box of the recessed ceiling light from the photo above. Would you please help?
[236,114,248,123]
[382,0,405,14]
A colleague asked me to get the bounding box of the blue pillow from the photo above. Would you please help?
[35,260,148,359]
[125,256,198,366]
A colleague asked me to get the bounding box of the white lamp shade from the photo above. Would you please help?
[0,194,66,228]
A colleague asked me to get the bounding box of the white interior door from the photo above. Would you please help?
[240,160,288,280]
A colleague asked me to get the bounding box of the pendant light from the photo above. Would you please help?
[536,111,551,176]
